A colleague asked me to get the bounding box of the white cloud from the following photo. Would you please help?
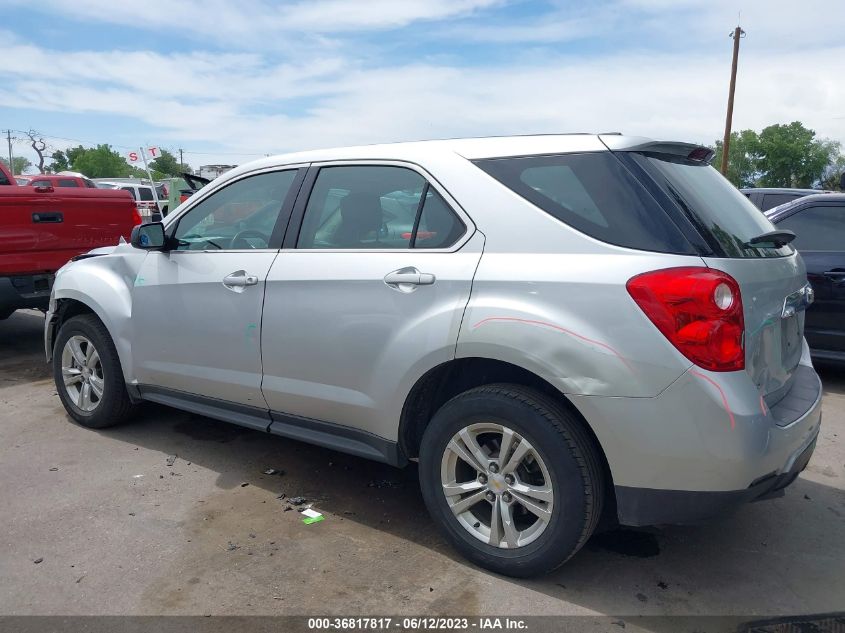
[2,0,845,169]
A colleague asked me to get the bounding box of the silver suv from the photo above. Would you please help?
[45,135,822,577]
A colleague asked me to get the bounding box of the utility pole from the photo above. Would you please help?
[5,130,12,173]
[720,25,745,176]
[178,148,184,171]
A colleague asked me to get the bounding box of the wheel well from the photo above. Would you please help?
[49,299,97,354]
[399,357,617,524]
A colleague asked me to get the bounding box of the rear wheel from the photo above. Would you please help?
[419,384,604,577]
[53,314,136,428]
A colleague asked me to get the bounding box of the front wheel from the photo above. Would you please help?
[419,384,604,577]
[53,314,136,428]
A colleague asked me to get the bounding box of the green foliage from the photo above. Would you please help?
[0,156,32,175]
[55,144,138,178]
[712,129,759,188]
[149,149,183,178]
[713,121,842,189]
[756,122,839,188]
[48,150,69,172]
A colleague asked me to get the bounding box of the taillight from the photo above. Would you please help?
[131,206,143,225]
[626,267,744,372]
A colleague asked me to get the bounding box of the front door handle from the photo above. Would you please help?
[223,270,259,292]
[384,267,436,292]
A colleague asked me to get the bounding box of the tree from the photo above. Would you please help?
[820,152,845,190]
[712,129,760,188]
[149,149,182,179]
[25,130,48,172]
[48,150,70,172]
[0,156,32,175]
[755,122,840,188]
[62,144,137,178]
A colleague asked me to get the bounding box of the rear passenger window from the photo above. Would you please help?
[474,153,694,254]
[776,206,843,251]
[297,165,465,250]
[762,194,797,211]
[58,179,78,187]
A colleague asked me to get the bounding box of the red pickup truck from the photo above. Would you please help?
[0,162,140,318]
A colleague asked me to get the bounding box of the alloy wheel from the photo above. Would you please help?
[61,335,104,412]
[440,422,554,549]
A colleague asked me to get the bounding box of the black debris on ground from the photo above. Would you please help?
[33,557,43,564]
[49,467,58,472]
[367,479,403,489]
[263,469,285,476]
[166,455,177,467]
[240,482,249,488]
[226,542,239,551]
[635,593,648,603]
[288,496,306,505]
[657,581,668,590]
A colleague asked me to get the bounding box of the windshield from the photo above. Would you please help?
[632,153,792,258]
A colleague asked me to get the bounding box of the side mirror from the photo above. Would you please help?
[130,222,167,250]
[33,185,54,193]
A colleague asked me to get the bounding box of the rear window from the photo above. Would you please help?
[632,154,791,258]
[474,152,695,254]
[138,187,154,201]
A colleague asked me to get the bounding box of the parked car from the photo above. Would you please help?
[15,172,98,188]
[0,161,140,319]
[97,181,168,220]
[45,135,821,577]
[741,187,833,211]
[766,193,845,362]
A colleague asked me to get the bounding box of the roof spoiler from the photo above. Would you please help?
[599,135,715,163]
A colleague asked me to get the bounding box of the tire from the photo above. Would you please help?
[419,384,604,577]
[53,314,136,428]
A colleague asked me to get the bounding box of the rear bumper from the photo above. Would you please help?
[614,429,818,525]
[0,274,53,315]
[569,341,823,525]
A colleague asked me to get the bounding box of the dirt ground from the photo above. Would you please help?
[1,309,843,618]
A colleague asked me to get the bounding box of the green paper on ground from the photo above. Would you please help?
[301,508,324,524]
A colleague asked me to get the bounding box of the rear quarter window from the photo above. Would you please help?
[474,152,695,254]
[632,153,792,258]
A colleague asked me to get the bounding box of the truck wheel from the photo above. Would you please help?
[53,314,136,428]
[419,384,604,577]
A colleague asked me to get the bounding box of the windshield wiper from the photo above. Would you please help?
[745,230,796,249]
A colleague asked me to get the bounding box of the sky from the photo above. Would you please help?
[1,0,844,173]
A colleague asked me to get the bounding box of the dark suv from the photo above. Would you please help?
[766,194,845,362]
[742,187,833,211]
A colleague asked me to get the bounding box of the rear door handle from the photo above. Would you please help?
[32,211,63,223]
[223,270,259,292]
[384,267,436,291]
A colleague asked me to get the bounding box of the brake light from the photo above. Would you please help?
[131,206,143,226]
[626,267,744,371]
